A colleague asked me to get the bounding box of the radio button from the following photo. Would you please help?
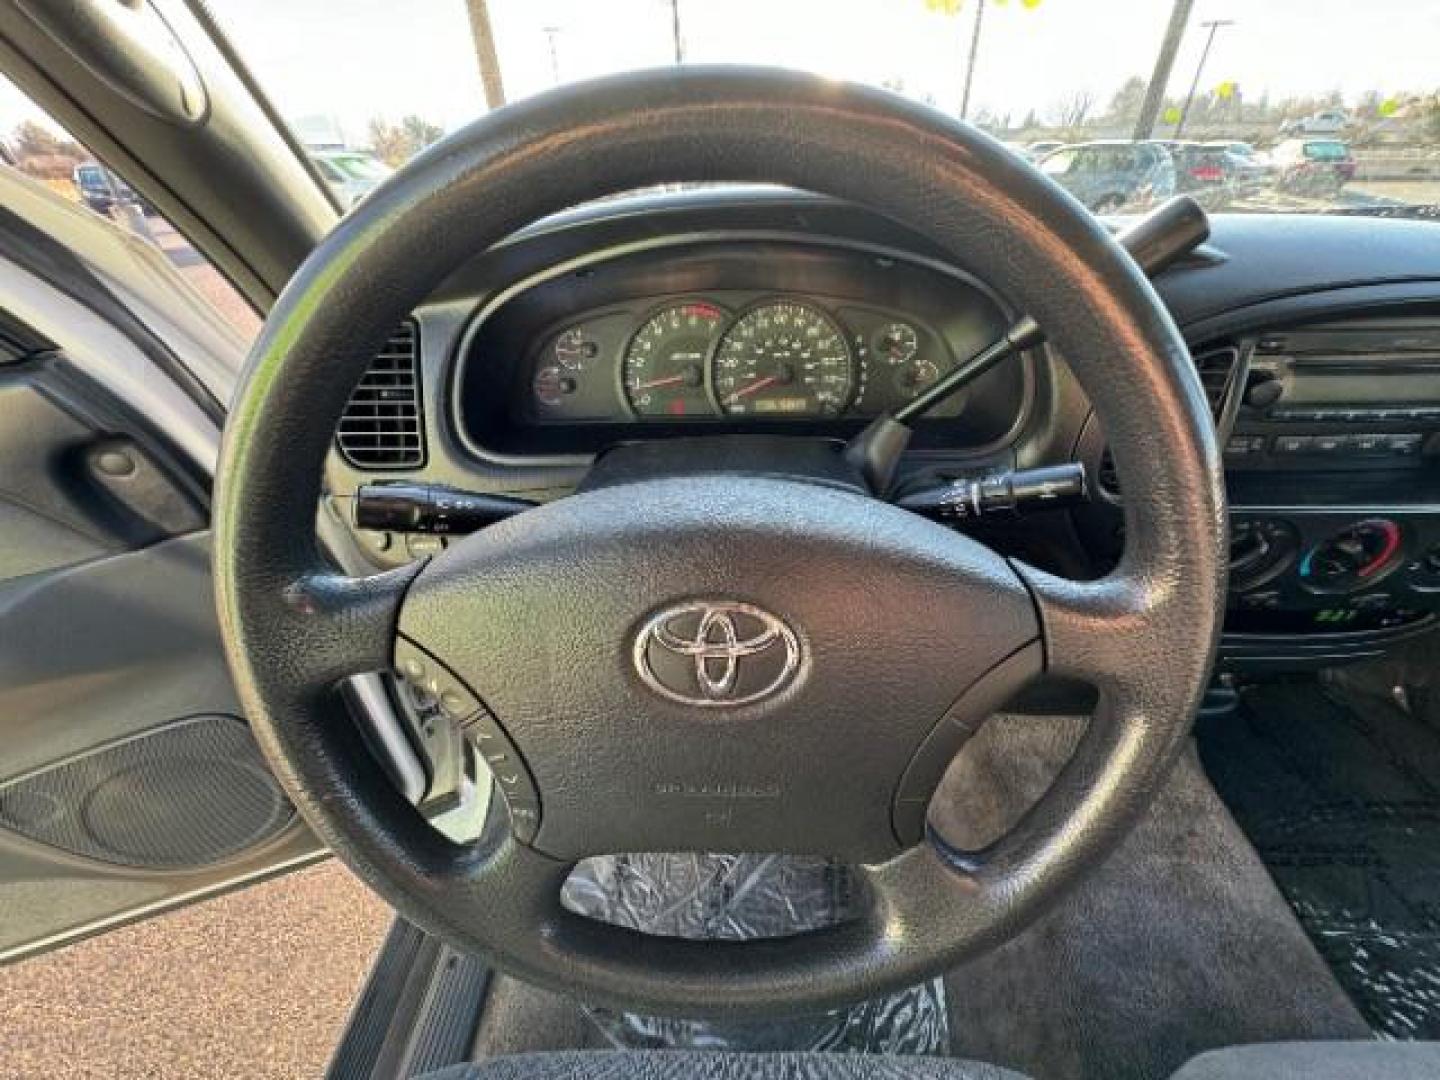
[1275,435,1312,454]
[1311,434,1347,454]
[1226,435,1267,456]
[1348,433,1386,454]
[1386,433,1423,455]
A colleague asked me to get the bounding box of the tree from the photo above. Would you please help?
[1423,97,1440,144]
[367,119,406,166]
[367,116,444,167]
[1106,76,1148,124]
[13,120,81,161]
[401,115,443,151]
[1048,89,1095,131]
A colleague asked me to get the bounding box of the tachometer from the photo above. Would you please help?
[711,301,855,417]
[622,301,726,418]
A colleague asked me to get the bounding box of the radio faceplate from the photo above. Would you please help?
[1225,319,1440,471]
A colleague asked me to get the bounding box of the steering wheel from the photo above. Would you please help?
[214,67,1225,1018]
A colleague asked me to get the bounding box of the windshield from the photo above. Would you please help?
[209,0,1440,218]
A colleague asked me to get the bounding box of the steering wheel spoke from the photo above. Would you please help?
[1010,560,1166,699]
[226,563,422,707]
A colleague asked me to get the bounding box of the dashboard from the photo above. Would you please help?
[326,190,1440,675]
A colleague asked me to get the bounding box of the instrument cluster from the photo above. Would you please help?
[522,294,962,424]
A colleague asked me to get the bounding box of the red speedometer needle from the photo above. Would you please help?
[726,375,779,402]
[632,374,688,391]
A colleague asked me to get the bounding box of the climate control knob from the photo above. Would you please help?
[1228,519,1299,592]
[1299,519,1403,594]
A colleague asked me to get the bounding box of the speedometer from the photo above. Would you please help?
[711,301,855,417]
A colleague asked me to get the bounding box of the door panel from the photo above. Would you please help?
[0,349,321,962]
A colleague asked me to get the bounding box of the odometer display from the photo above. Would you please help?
[711,301,856,417]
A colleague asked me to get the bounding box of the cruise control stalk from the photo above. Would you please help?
[845,195,1212,495]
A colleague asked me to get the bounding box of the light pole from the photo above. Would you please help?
[1174,18,1233,138]
[959,0,986,121]
[543,26,561,86]
[1133,0,1195,140]
[464,0,506,109]
[669,0,684,64]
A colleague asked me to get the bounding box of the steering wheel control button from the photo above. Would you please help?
[462,711,542,842]
[395,638,542,842]
[633,601,801,707]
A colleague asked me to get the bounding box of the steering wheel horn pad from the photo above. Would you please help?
[398,475,1039,863]
[213,66,1225,1017]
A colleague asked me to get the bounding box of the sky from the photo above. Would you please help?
[2,1,1437,146]
[201,0,1440,146]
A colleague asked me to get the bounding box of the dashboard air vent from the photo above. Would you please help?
[1095,344,1240,502]
[1194,345,1242,422]
[336,320,425,469]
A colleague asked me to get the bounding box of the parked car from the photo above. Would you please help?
[1024,139,1064,161]
[309,149,393,208]
[1037,140,1175,211]
[1144,141,1239,207]
[1271,138,1357,195]
[1202,141,1273,192]
[72,161,139,215]
[1280,109,1349,135]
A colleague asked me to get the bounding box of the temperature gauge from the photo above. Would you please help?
[893,357,941,400]
[874,322,919,365]
[532,365,576,407]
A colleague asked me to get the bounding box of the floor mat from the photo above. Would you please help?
[1198,682,1440,1039]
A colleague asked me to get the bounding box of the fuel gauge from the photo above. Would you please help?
[553,327,600,371]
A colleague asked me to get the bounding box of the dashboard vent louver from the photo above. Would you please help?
[1096,344,1240,502]
[336,320,425,469]
[1194,345,1242,421]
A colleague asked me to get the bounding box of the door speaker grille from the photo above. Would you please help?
[0,715,294,870]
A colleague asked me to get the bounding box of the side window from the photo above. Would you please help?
[0,76,260,342]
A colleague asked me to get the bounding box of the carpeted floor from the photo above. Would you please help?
[939,715,1368,1080]
[1198,681,1440,1041]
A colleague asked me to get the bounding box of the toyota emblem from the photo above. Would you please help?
[634,601,801,707]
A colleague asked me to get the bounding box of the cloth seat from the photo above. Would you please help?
[1169,1041,1440,1079]
[421,1051,1031,1079]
